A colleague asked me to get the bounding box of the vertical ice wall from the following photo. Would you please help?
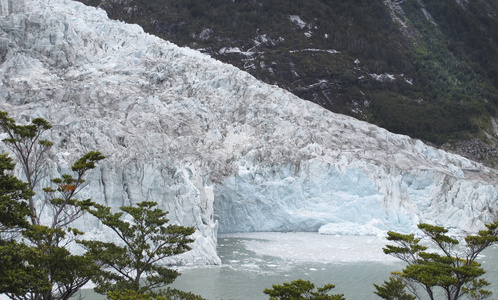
[215,154,497,235]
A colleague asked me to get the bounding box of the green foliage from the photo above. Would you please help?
[382,231,427,264]
[18,225,100,300]
[0,123,47,297]
[374,276,415,300]
[72,151,106,174]
[107,290,155,300]
[264,279,345,300]
[421,1,498,91]
[106,288,207,300]
[0,111,53,224]
[0,240,50,296]
[0,112,53,177]
[0,111,197,300]
[0,153,33,238]
[80,201,195,295]
[158,288,207,300]
[0,111,105,300]
[379,0,498,145]
[380,222,498,300]
[368,95,484,145]
[42,150,104,229]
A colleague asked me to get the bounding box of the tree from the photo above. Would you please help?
[0,153,33,240]
[0,240,50,297]
[18,225,100,300]
[106,288,207,300]
[1,111,200,300]
[379,222,498,300]
[0,151,104,300]
[0,111,53,225]
[0,152,47,297]
[263,279,346,300]
[40,151,105,232]
[0,111,105,300]
[374,276,416,300]
[79,201,195,296]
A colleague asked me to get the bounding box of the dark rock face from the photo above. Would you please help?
[444,140,498,167]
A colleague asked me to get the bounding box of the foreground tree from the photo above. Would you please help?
[0,111,105,300]
[0,152,104,300]
[80,201,195,297]
[0,111,52,225]
[264,279,346,300]
[0,153,33,240]
[374,276,416,300]
[377,222,498,300]
[106,288,207,300]
[0,153,47,296]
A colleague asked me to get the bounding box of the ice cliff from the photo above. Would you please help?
[0,0,497,264]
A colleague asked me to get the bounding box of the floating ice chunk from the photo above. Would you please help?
[224,232,398,263]
[318,222,386,237]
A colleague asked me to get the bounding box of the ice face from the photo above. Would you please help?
[215,160,387,233]
[215,154,497,235]
[0,0,496,264]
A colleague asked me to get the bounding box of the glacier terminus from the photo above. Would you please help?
[0,0,497,265]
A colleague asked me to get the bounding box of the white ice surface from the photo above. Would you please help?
[220,232,398,263]
[289,15,309,29]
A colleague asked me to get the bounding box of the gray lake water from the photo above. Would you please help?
[73,232,498,300]
[170,232,498,300]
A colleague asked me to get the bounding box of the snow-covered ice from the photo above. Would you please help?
[289,15,309,29]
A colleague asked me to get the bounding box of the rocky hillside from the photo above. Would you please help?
[76,0,498,166]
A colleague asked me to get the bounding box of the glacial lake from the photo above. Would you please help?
[170,232,498,300]
[74,232,498,300]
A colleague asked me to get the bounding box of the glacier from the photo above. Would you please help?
[0,0,497,264]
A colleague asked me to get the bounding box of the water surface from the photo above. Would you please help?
[74,232,498,300]
[171,232,498,299]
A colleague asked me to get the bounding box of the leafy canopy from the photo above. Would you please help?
[264,279,346,300]
[0,153,33,239]
[80,201,195,296]
[0,111,104,300]
[0,111,53,211]
[374,275,416,300]
[377,222,498,300]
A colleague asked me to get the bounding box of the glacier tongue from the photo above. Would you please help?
[0,0,497,264]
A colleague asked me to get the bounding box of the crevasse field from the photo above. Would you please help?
[1,0,497,266]
[0,1,497,299]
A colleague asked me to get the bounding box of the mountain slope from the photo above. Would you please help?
[77,0,498,166]
[0,0,496,264]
